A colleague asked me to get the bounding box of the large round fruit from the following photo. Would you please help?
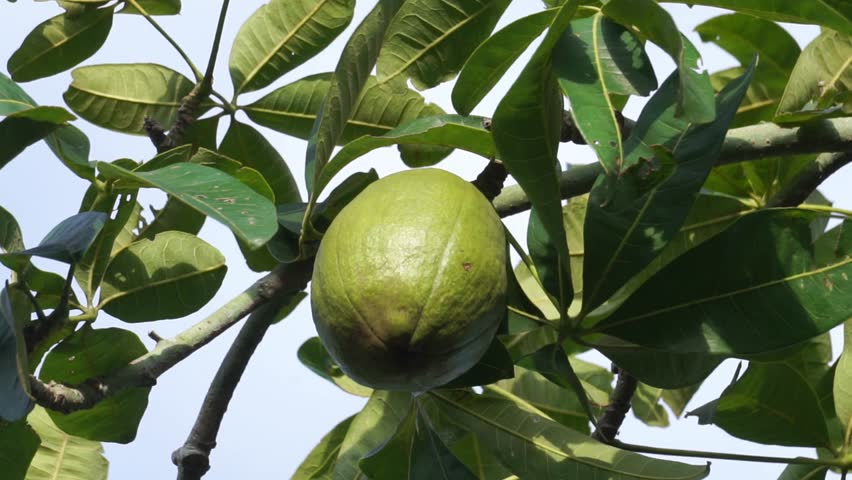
[310,168,507,391]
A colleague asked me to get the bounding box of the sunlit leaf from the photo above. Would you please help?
[377,0,510,90]
[423,390,710,479]
[602,0,715,123]
[304,0,407,196]
[7,7,113,82]
[64,63,209,134]
[775,29,852,123]
[25,407,108,480]
[292,415,354,480]
[99,231,227,322]
[229,0,355,95]
[98,161,277,248]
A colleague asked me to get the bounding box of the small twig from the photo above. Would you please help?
[591,367,638,442]
[28,260,313,414]
[172,298,285,479]
[148,331,166,343]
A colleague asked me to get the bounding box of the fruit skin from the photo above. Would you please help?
[311,168,507,391]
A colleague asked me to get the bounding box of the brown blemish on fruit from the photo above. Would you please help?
[463,262,472,271]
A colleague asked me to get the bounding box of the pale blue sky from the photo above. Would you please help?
[0,1,846,478]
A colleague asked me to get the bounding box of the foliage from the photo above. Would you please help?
[1,0,851,478]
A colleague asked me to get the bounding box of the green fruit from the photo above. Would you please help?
[310,168,507,391]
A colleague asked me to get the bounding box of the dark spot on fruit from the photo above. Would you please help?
[463,262,472,271]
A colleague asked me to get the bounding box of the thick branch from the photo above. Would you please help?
[172,299,284,480]
[494,117,852,217]
[28,259,314,414]
[591,369,638,442]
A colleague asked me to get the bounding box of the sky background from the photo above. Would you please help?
[0,1,848,478]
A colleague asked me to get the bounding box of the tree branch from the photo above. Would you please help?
[172,298,285,480]
[28,259,314,414]
[493,117,852,217]
[591,368,638,442]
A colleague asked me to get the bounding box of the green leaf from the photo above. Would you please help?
[778,464,828,480]
[189,149,275,201]
[119,0,181,15]
[446,434,515,480]
[218,120,301,204]
[360,406,477,480]
[7,7,113,82]
[775,29,852,123]
[0,72,36,115]
[376,0,510,90]
[593,211,852,357]
[292,415,354,480]
[490,366,592,433]
[25,406,108,480]
[553,14,656,173]
[423,390,710,479]
[581,61,755,314]
[688,363,831,448]
[40,326,150,443]
[315,115,492,197]
[98,231,227,322]
[64,63,209,134]
[0,419,39,480]
[0,287,31,422]
[136,196,205,240]
[518,343,599,427]
[229,0,355,95]
[311,169,378,232]
[631,383,670,427]
[705,154,814,204]
[245,73,448,174]
[0,106,75,170]
[452,8,556,115]
[834,321,852,441]
[0,73,94,179]
[602,0,715,124]
[662,0,852,36]
[1,211,107,265]
[491,1,578,320]
[0,206,24,253]
[695,13,800,81]
[304,0,407,196]
[661,383,702,418]
[75,195,140,305]
[98,161,277,248]
[45,125,95,181]
[297,337,373,397]
[439,336,514,389]
[526,205,572,316]
[332,390,413,479]
[596,339,723,388]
